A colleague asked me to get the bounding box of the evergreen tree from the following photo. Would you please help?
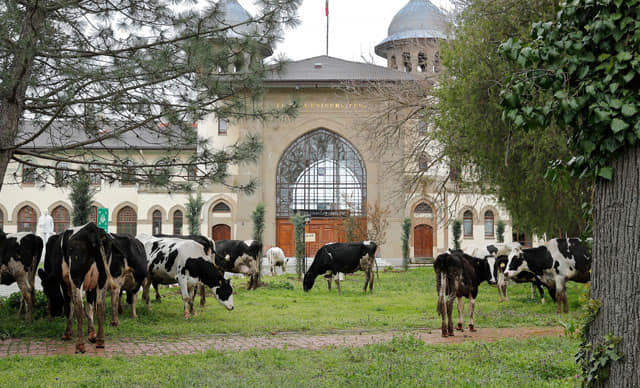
[290,213,305,279]
[496,221,506,244]
[0,0,301,192]
[251,203,265,278]
[401,218,411,271]
[69,171,94,226]
[185,192,204,236]
[452,220,462,250]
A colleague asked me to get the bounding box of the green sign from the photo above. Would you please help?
[97,208,109,232]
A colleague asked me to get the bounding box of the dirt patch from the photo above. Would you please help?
[0,327,563,358]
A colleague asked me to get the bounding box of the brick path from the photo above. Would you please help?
[0,327,563,357]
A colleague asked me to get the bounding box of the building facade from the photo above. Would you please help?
[0,0,534,257]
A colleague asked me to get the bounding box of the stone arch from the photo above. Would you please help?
[146,206,167,222]
[458,206,479,223]
[12,200,41,222]
[411,199,436,218]
[47,201,72,215]
[113,201,138,218]
[0,203,9,224]
[480,205,501,222]
[168,204,187,219]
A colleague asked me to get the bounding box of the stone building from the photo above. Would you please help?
[0,0,532,258]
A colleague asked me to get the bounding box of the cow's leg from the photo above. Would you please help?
[468,297,477,332]
[117,289,123,314]
[335,278,341,294]
[95,287,106,349]
[71,288,85,353]
[110,285,121,327]
[154,281,162,301]
[130,291,138,319]
[446,294,455,336]
[363,270,370,293]
[199,284,206,307]
[15,274,33,322]
[85,295,96,343]
[555,278,568,313]
[142,278,152,310]
[62,295,74,341]
[271,264,276,276]
[327,277,332,292]
[368,268,374,293]
[537,283,546,304]
[456,297,464,331]
[179,279,191,319]
[190,285,198,316]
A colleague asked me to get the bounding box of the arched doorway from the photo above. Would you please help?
[275,129,367,256]
[212,224,231,241]
[414,224,433,258]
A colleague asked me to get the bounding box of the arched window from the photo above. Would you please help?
[415,202,433,216]
[463,210,473,238]
[218,118,228,135]
[152,209,162,235]
[18,206,37,233]
[484,211,494,238]
[52,206,70,234]
[390,55,398,70]
[212,202,231,213]
[22,164,37,185]
[403,52,412,72]
[117,206,137,236]
[418,52,427,72]
[418,152,430,171]
[187,164,198,182]
[0,209,3,230]
[89,206,98,224]
[276,129,367,217]
[173,210,183,235]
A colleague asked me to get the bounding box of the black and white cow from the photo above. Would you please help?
[38,223,114,353]
[434,250,495,337]
[265,247,287,276]
[0,231,43,321]
[504,238,590,313]
[214,240,262,290]
[303,241,377,293]
[148,234,215,305]
[107,234,148,326]
[141,236,233,318]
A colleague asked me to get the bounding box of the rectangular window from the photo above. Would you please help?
[218,119,228,135]
[484,219,494,238]
[463,219,473,237]
[22,166,37,185]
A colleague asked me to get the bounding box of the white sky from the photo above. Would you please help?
[242,0,452,66]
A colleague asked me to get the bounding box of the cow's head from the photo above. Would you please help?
[484,255,497,285]
[473,256,496,285]
[503,248,528,279]
[212,278,234,310]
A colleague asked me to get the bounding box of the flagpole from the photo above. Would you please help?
[325,0,329,56]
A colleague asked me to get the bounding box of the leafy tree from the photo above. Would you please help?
[496,220,506,243]
[401,218,411,271]
[290,213,305,278]
[434,0,592,237]
[69,171,94,226]
[452,219,461,250]
[185,192,204,235]
[0,0,301,192]
[499,0,639,385]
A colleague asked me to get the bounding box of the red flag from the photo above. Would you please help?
[325,0,329,16]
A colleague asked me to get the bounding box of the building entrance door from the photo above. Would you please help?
[276,218,351,258]
[414,224,433,258]
[212,224,231,241]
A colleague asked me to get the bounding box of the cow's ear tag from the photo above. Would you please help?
[500,263,505,268]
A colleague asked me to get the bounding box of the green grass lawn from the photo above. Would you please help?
[0,268,586,339]
[0,336,580,387]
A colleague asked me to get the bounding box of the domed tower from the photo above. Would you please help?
[206,0,273,72]
[374,0,448,75]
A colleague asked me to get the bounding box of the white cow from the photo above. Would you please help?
[265,247,288,276]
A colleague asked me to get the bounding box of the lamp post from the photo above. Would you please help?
[304,215,311,272]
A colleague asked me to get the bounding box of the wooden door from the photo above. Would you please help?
[276,221,295,257]
[212,224,231,241]
[414,224,433,258]
[277,218,349,258]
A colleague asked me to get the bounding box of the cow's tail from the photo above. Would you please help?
[99,244,116,291]
[436,271,447,317]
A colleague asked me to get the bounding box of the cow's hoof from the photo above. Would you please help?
[62,333,72,341]
[75,344,86,354]
[184,313,190,320]
[469,325,476,332]
[88,331,97,343]
[447,331,455,337]
[95,340,105,349]
[441,331,448,337]
[111,320,119,327]
[456,323,463,331]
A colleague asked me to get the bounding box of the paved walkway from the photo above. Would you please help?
[0,327,563,357]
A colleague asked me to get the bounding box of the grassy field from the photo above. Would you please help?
[0,336,579,387]
[0,268,586,339]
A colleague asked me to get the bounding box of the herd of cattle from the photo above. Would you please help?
[1,222,590,352]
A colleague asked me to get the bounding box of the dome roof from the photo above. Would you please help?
[375,0,449,57]
[216,0,256,38]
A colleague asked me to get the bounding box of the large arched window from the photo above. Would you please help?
[415,202,433,216]
[173,210,183,235]
[276,129,366,217]
[18,206,37,233]
[463,210,473,238]
[117,206,137,235]
[52,206,70,234]
[484,210,495,238]
[212,202,231,213]
[152,209,162,235]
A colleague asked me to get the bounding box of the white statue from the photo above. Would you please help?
[38,209,54,259]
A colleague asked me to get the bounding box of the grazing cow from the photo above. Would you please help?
[141,236,233,318]
[265,247,287,276]
[0,231,43,321]
[434,250,495,337]
[504,238,590,313]
[151,234,215,306]
[107,234,148,326]
[38,223,114,353]
[214,240,262,289]
[303,241,377,293]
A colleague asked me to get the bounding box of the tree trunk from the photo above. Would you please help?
[590,144,640,387]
